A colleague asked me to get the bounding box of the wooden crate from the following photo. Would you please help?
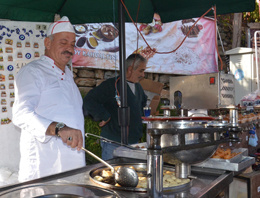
[236,170,260,198]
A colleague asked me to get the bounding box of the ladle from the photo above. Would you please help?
[81,147,139,187]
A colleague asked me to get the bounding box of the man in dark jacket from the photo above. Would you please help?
[83,54,147,160]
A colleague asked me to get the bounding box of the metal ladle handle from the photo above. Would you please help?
[81,147,115,173]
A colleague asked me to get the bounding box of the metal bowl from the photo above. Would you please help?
[163,145,218,165]
[89,163,192,192]
[0,183,117,198]
[146,120,230,165]
[160,132,218,164]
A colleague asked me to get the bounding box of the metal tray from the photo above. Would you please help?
[113,143,147,160]
[89,163,192,192]
[209,148,248,163]
[193,156,255,172]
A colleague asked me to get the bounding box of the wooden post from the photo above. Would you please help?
[232,13,242,48]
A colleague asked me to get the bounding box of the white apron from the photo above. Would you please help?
[13,56,85,181]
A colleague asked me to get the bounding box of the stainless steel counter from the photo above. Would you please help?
[0,158,235,198]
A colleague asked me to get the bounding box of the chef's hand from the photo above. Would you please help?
[99,118,111,127]
[47,122,83,151]
[58,126,83,151]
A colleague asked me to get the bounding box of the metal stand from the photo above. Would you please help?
[147,133,163,198]
[145,118,241,198]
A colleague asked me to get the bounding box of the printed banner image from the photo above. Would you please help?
[72,17,218,75]
[72,23,119,69]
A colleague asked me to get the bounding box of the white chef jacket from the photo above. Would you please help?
[12,55,85,182]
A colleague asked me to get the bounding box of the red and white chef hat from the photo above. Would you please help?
[47,16,75,36]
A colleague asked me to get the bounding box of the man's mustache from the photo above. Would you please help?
[62,51,73,56]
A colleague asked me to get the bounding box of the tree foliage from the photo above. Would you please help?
[84,116,102,164]
[243,2,259,23]
[218,2,259,26]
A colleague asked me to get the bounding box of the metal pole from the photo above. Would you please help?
[147,131,163,198]
[118,0,129,144]
[254,31,260,91]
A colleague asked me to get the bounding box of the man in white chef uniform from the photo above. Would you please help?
[12,16,85,182]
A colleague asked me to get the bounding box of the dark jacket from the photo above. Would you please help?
[83,77,147,144]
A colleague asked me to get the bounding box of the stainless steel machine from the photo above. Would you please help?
[144,118,240,197]
[137,72,245,197]
[170,72,236,109]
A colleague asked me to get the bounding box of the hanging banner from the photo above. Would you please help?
[72,17,218,75]
[0,21,47,125]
